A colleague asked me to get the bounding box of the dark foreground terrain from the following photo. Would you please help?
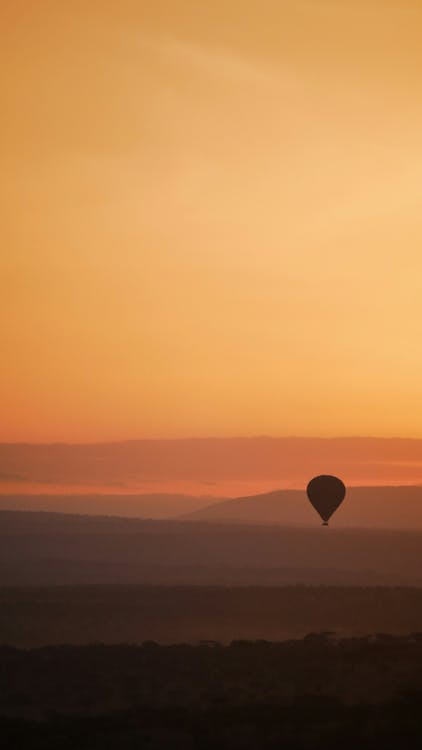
[2,637,422,748]
[2,585,422,646]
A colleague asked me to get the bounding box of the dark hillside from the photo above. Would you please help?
[2,510,422,586]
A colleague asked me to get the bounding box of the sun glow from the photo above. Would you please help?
[2,1,422,442]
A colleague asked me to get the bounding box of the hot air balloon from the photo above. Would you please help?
[306,475,346,526]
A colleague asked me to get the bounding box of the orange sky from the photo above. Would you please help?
[2,1,422,443]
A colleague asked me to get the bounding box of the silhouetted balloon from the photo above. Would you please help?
[306,475,346,526]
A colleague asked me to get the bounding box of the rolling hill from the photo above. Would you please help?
[183,485,422,529]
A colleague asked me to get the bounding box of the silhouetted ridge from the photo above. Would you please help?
[183,485,422,529]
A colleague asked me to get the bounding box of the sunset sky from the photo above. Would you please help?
[2,0,422,443]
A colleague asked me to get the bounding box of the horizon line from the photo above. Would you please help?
[3,435,422,447]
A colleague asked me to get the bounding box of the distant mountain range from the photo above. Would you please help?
[183,485,422,530]
[1,485,422,529]
[0,493,216,519]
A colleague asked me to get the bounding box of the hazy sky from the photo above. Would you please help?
[2,1,422,442]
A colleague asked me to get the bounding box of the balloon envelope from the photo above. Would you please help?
[306,475,346,525]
